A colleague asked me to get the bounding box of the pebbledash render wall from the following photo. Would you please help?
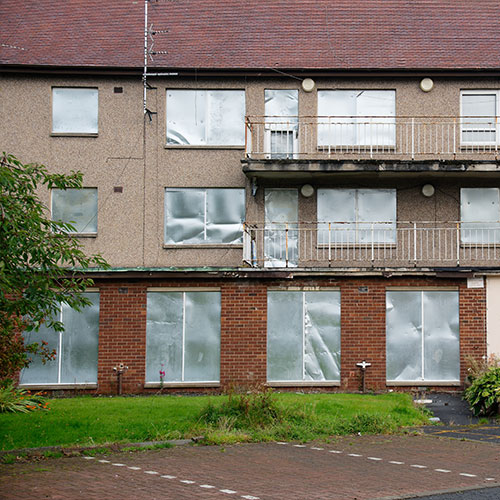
[94,276,486,395]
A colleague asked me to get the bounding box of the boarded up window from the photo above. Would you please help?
[52,88,98,134]
[461,188,500,243]
[267,290,341,382]
[52,188,98,233]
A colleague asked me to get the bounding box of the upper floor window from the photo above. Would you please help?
[264,89,298,158]
[164,188,245,244]
[460,188,500,243]
[52,188,98,234]
[166,90,245,146]
[461,90,500,145]
[317,188,396,244]
[317,90,395,147]
[52,88,98,134]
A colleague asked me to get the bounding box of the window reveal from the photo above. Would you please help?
[386,290,459,382]
[164,188,245,244]
[145,291,220,383]
[20,293,100,385]
[267,290,341,382]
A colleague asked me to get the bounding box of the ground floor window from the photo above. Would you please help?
[145,290,220,383]
[20,292,100,385]
[386,290,459,382]
[267,290,341,382]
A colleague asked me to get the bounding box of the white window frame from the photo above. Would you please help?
[164,188,245,245]
[51,87,99,135]
[145,289,221,385]
[317,188,397,245]
[460,90,500,146]
[51,187,98,235]
[20,292,100,388]
[166,89,245,146]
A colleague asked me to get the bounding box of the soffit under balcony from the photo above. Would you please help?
[241,159,500,181]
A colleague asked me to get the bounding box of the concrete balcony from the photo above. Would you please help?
[243,116,500,177]
[243,221,500,269]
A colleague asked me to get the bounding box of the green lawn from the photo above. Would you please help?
[0,392,428,451]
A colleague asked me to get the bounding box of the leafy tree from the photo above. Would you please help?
[0,153,107,381]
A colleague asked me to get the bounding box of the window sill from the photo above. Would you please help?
[19,383,97,390]
[164,144,245,150]
[163,244,243,249]
[70,232,98,238]
[50,133,99,138]
[267,381,340,387]
[144,382,220,388]
[386,380,460,386]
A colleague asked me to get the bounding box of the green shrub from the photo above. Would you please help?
[0,382,49,413]
[464,365,500,416]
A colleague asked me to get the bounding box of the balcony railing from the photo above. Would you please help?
[245,116,500,161]
[243,221,500,268]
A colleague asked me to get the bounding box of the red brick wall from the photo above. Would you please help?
[88,276,487,394]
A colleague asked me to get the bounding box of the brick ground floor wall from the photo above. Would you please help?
[91,275,486,394]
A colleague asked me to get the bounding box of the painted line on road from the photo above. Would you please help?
[367,457,383,461]
[220,489,237,494]
[434,469,451,473]
[410,464,428,469]
[460,473,477,478]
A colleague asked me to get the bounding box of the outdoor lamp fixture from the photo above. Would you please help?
[420,78,434,92]
[302,78,315,92]
[300,184,314,197]
[421,184,435,197]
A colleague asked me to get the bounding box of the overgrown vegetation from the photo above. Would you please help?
[464,355,500,416]
[0,392,427,451]
[0,382,49,413]
[0,153,107,382]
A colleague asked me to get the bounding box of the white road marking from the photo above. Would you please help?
[161,475,176,479]
[83,456,95,460]
[389,461,404,464]
[367,457,382,461]
[200,484,216,489]
[144,470,159,475]
[311,447,324,450]
[128,466,141,470]
[275,442,288,445]
[485,478,496,481]
[180,479,195,484]
[112,463,126,467]
[293,444,306,448]
[329,450,342,454]
[220,489,237,494]
[98,459,110,463]
[460,473,477,478]
[241,496,260,500]
[410,464,427,469]
[434,469,451,473]
[348,453,362,457]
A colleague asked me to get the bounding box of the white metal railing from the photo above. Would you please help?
[245,116,500,160]
[243,221,500,268]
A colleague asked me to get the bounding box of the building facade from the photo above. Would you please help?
[1,0,500,394]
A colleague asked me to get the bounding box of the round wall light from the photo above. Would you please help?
[302,78,315,92]
[420,78,434,92]
[300,184,315,197]
[421,184,435,197]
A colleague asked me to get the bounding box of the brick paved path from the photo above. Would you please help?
[1,435,499,500]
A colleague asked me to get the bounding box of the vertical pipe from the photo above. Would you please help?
[143,0,148,115]
[182,292,186,382]
[413,222,417,263]
[411,117,415,160]
[456,222,460,266]
[57,306,63,384]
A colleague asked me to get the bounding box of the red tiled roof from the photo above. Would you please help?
[1,0,499,71]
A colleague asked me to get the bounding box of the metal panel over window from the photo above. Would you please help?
[318,90,395,146]
[165,188,244,244]
[461,188,500,243]
[461,91,498,144]
[166,90,245,145]
[268,290,341,382]
[52,188,98,233]
[264,189,298,267]
[20,292,100,385]
[317,189,396,244]
[386,290,459,382]
[146,291,220,383]
[52,88,98,134]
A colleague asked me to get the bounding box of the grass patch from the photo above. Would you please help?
[0,392,427,451]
